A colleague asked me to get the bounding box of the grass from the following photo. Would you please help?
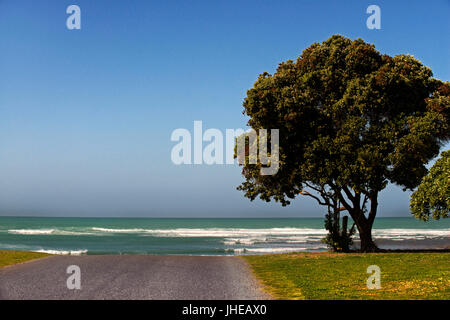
[0,250,52,268]
[243,252,450,300]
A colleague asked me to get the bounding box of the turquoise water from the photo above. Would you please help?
[0,217,449,255]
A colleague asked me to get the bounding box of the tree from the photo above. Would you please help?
[236,35,449,252]
[300,184,356,252]
[410,150,450,221]
[323,208,356,253]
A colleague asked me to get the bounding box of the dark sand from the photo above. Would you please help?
[0,255,271,300]
[357,238,450,251]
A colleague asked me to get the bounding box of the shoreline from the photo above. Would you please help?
[21,238,450,256]
[2,247,450,262]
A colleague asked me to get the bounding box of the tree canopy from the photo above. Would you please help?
[236,35,449,252]
[410,150,449,221]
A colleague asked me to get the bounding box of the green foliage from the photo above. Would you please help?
[410,150,450,221]
[236,35,449,251]
[237,34,448,203]
[322,214,355,252]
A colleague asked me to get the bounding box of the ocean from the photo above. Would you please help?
[0,217,449,255]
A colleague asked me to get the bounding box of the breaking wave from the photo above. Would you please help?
[34,249,88,255]
[8,229,55,235]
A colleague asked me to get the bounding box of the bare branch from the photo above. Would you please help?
[368,192,378,225]
[299,190,328,206]
[304,182,323,193]
[329,181,353,212]
[342,186,355,202]
[362,194,369,211]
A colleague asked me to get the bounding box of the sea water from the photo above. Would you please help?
[0,217,448,255]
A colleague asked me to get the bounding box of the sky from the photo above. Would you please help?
[0,0,449,217]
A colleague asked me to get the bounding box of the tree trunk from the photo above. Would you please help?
[332,186,380,252]
[356,219,378,252]
[341,215,350,252]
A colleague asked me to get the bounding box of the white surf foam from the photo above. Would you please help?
[88,227,329,240]
[143,228,328,238]
[223,237,266,245]
[34,249,88,255]
[373,228,450,239]
[8,229,55,235]
[8,229,98,236]
[92,227,146,233]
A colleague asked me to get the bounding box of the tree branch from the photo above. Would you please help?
[342,186,355,202]
[329,182,353,213]
[362,194,369,210]
[304,182,323,193]
[299,190,328,206]
[368,192,378,225]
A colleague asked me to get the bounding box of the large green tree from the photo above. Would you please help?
[410,150,449,221]
[236,35,449,252]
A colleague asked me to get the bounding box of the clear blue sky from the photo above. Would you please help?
[0,0,448,217]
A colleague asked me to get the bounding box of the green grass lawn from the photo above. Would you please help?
[0,250,52,268]
[243,252,450,300]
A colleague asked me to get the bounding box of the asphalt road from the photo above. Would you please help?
[0,255,271,300]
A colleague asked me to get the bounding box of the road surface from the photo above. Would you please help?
[0,255,271,300]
